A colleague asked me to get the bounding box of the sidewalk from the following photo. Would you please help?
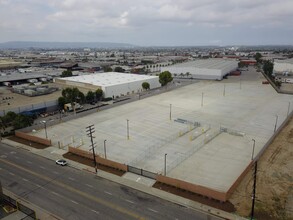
[2,139,246,220]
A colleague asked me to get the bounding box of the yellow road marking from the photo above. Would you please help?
[0,158,145,220]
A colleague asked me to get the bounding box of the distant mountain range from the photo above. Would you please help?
[0,41,136,49]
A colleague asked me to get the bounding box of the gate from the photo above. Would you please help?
[127,165,157,180]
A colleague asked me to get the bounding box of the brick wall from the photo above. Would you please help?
[15,131,51,146]
[156,174,227,202]
[68,147,127,171]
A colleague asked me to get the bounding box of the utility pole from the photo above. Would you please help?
[201,92,204,107]
[86,125,97,174]
[250,161,257,220]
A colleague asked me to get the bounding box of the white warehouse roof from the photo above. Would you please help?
[63,72,158,87]
[161,58,238,80]
[274,58,293,73]
[57,72,161,98]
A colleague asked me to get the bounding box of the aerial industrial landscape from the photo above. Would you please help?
[0,1,293,220]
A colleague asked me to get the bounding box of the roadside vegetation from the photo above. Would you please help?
[0,111,34,136]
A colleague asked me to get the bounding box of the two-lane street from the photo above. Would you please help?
[0,143,222,219]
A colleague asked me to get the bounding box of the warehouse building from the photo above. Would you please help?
[161,58,238,80]
[55,72,161,98]
[274,58,293,73]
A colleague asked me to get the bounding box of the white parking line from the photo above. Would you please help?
[86,184,93,188]
[53,171,59,174]
[91,209,100,215]
[148,208,158,213]
[14,156,19,159]
[22,178,28,182]
[27,161,32,164]
[71,200,79,205]
[68,177,75,181]
[39,166,46,170]
[9,172,15,176]
[125,199,135,204]
[104,191,112,196]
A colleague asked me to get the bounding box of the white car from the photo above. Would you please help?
[55,159,68,166]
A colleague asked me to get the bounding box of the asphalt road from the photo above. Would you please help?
[0,143,222,220]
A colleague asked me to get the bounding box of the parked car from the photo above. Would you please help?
[55,159,68,166]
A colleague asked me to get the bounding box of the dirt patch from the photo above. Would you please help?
[7,135,48,149]
[153,182,235,212]
[63,152,125,177]
[229,117,293,220]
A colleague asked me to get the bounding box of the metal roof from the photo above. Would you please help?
[59,72,158,87]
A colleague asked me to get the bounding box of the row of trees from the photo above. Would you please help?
[262,60,281,87]
[0,112,34,135]
[58,87,104,110]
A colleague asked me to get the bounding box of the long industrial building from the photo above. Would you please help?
[55,72,161,98]
[274,58,293,73]
[161,58,238,80]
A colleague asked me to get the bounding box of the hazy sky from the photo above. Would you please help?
[1,0,292,46]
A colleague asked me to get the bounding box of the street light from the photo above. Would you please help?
[104,140,107,159]
[164,153,167,176]
[223,84,226,96]
[274,115,278,132]
[169,104,172,121]
[41,120,48,139]
[126,119,129,140]
[251,139,255,161]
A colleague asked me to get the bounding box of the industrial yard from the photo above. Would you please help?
[26,65,293,200]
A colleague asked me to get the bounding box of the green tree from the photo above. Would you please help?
[58,97,66,110]
[61,87,84,112]
[186,72,190,78]
[95,89,104,101]
[13,114,33,130]
[159,71,173,86]
[114,66,125,73]
[2,112,17,125]
[142,82,150,90]
[254,52,262,63]
[86,91,95,103]
[263,60,274,77]
[238,62,246,68]
[61,70,73,77]
[103,66,113,72]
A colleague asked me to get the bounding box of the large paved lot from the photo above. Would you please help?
[28,66,293,192]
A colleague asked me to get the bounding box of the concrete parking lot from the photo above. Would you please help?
[28,66,293,193]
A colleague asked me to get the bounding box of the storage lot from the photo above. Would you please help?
[28,66,293,193]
